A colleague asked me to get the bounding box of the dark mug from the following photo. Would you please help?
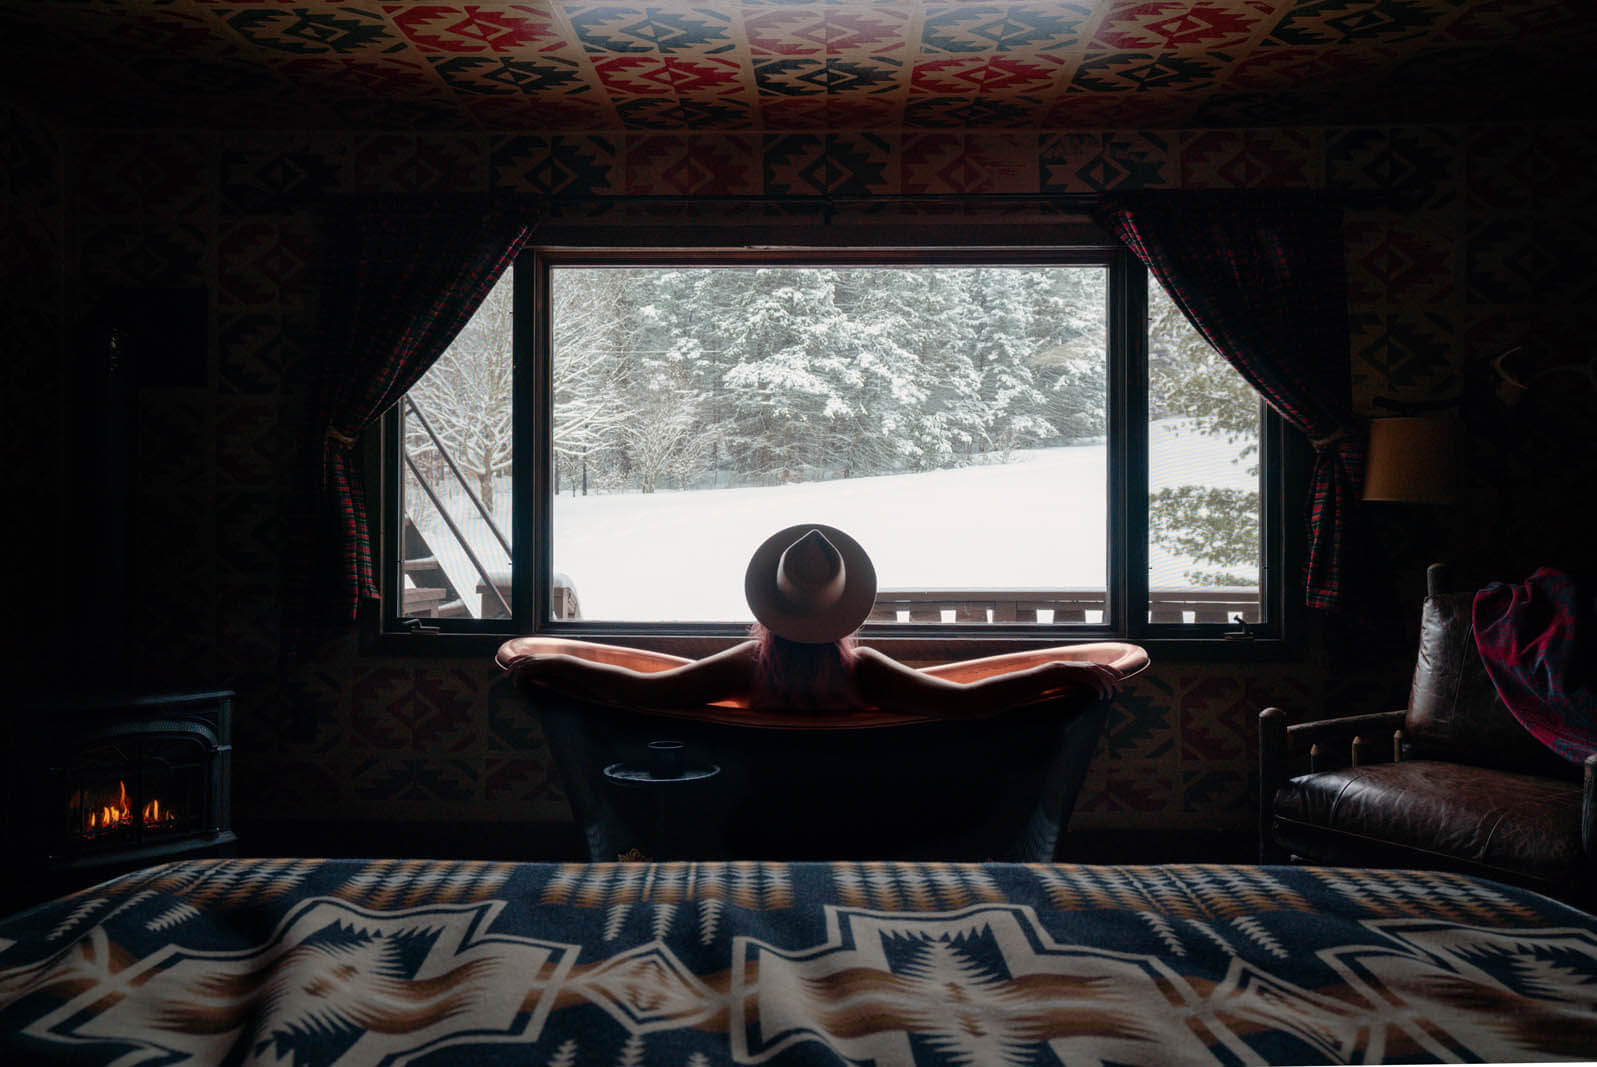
[647,739,685,779]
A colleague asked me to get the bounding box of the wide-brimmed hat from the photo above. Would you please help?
[744,524,877,644]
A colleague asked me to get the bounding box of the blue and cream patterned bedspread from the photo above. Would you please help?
[2,858,1595,1064]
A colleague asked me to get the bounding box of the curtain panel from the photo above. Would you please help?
[1092,192,1362,610]
[301,199,531,623]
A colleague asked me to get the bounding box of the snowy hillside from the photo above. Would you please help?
[414,419,1255,623]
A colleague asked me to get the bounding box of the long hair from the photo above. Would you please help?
[749,622,861,709]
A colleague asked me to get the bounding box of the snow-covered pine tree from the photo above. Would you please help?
[1028,266,1109,442]
[720,267,859,485]
[968,267,1056,461]
[898,268,985,470]
[1146,276,1261,586]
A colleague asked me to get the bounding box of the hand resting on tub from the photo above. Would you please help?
[497,525,1146,719]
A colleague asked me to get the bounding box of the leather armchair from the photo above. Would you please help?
[1259,564,1595,907]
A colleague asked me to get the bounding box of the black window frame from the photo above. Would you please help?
[377,229,1305,662]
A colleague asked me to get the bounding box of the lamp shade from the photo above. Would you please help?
[1362,415,1458,502]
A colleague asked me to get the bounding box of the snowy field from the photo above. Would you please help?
[415,419,1256,622]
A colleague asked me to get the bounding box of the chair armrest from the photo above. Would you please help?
[1258,709,1405,815]
[1584,753,1597,860]
[1285,710,1408,770]
[1258,707,1406,865]
[1259,708,1288,862]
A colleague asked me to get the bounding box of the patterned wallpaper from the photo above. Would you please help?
[4,1,1593,133]
[10,108,1596,845]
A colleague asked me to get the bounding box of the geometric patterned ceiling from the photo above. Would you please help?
[2,0,1593,132]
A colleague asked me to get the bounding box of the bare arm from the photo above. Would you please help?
[853,647,1120,718]
[496,637,693,672]
[506,641,758,710]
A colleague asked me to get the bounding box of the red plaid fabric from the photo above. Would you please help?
[1474,568,1596,763]
[1093,192,1362,610]
[304,199,530,621]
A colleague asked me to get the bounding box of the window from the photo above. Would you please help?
[384,243,1292,651]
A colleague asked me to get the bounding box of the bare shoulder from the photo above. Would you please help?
[852,645,917,674]
[853,646,960,691]
[697,640,760,665]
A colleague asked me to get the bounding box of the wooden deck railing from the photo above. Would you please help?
[868,588,1260,625]
[471,580,1259,625]
[475,572,580,621]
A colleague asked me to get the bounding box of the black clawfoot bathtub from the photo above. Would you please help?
[505,641,1147,863]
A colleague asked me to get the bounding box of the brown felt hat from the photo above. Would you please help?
[744,524,877,644]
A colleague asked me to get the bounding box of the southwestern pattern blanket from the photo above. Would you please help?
[1,858,1594,1064]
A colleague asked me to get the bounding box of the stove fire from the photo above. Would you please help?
[74,780,180,839]
[6,691,234,902]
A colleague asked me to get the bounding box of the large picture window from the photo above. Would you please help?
[385,244,1290,649]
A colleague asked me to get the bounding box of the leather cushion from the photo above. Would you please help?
[1273,761,1584,886]
[1405,592,1577,778]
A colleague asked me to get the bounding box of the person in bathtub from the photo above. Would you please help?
[497,524,1142,717]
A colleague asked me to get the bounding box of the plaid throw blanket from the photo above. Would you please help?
[1474,566,1597,763]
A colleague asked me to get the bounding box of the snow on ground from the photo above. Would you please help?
[415,419,1255,622]
[554,443,1105,621]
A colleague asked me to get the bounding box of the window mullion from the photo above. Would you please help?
[1109,252,1150,634]
[517,251,544,631]
[381,401,405,622]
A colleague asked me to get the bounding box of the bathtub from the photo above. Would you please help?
[500,639,1147,862]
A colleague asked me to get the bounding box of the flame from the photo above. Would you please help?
[79,780,178,837]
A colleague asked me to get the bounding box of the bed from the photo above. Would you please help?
[2,857,1594,1064]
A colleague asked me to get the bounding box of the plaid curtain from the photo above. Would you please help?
[1093,192,1363,610]
[305,199,531,621]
